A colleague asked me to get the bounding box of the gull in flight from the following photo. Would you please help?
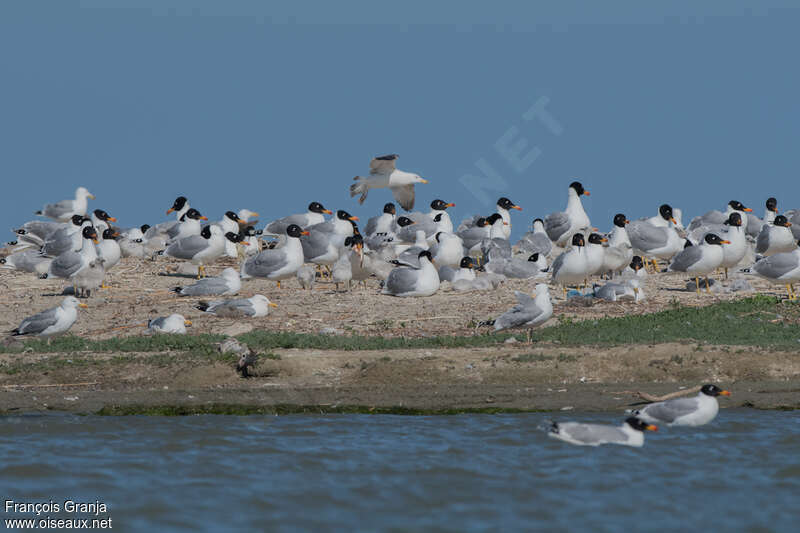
[350,154,428,211]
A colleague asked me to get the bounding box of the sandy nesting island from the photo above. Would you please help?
[1,254,799,414]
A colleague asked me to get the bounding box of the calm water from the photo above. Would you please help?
[1,410,798,532]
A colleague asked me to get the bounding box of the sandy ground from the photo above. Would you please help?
[1,253,798,414]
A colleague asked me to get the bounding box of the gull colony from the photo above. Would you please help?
[2,155,799,348]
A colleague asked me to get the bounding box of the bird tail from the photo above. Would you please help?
[10,328,21,336]
[172,287,182,294]
[195,301,210,312]
[34,210,42,216]
[350,177,369,204]
[477,319,495,327]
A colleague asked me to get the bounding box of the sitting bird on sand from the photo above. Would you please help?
[146,314,192,334]
[172,267,241,297]
[196,295,277,318]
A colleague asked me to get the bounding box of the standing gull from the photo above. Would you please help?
[241,224,309,287]
[668,233,730,294]
[545,181,591,247]
[484,284,553,341]
[350,154,428,211]
[11,296,88,342]
[755,215,795,257]
[750,241,800,299]
[551,233,589,297]
[35,187,95,222]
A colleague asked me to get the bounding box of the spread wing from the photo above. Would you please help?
[390,184,415,211]
[16,306,60,335]
[370,154,398,175]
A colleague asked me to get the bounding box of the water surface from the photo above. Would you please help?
[1,410,798,532]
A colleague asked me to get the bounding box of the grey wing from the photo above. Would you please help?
[560,423,628,444]
[20,220,63,239]
[502,260,538,279]
[17,307,59,335]
[394,248,423,268]
[529,233,553,255]
[301,232,332,261]
[457,215,482,232]
[208,298,256,317]
[494,300,543,331]
[550,251,567,280]
[668,246,704,272]
[628,221,668,251]
[364,216,380,236]
[595,283,624,301]
[49,251,84,278]
[165,222,184,240]
[178,278,231,296]
[266,214,308,235]
[458,226,487,249]
[244,249,288,277]
[639,397,700,423]
[746,213,762,237]
[384,267,419,294]
[147,317,167,330]
[437,265,456,282]
[755,228,771,254]
[391,184,415,211]
[43,199,76,219]
[370,154,398,175]
[544,211,570,242]
[753,253,800,279]
[165,235,208,260]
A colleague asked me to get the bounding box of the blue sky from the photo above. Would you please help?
[3,1,800,240]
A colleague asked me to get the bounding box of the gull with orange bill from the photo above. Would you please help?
[668,233,730,294]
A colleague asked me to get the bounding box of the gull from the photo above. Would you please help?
[144,196,190,241]
[485,284,553,340]
[584,232,607,277]
[457,217,490,256]
[47,226,100,286]
[547,417,657,447]
[545,181,591,247]
[40,216,92,257]
[551,233,589,297]
[10,296,88,342]
[166,208,208,242]
[631,384,731,426]
[296,264,316,290]
[196,294,277,318]
[11,218,75,250]
[241,224,309,287]
[745,197,778,238]
[486,253,547,279]
[146,314,192,334]
[118,224,154,258]
[237,209,260,225]
[381,250,440,297]
[595,278,644,302]
[35,186,95,222]
[301,210,358,267]
[601,214,633,276]
[163,225,242,278]
[628,205,683,270]
[716,213,748,279]
[350,154,428,211]
[515,218,552,257]
[460,197,522,240]
[364,203,397,237]
[755,215,795,257]
[0,250,52,275]
[90,209,117,234]
[406,199,457,237]
[215,211,244,258]
[668,233,730,294]
[430,231,466,268]
[438,257,476,283]
[172,267,241,296]
[750,241,800,299]
[688,200,753,235]
[264,202,332,236]
[96,228,122,272]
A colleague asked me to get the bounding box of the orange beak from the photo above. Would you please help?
[786,222,793,227]
[78,303,88,309]
[512,205,523,211]
[670,218,677,224]
[503,222,509,226]
[268,302,278,308]
[301,231,310,236]
[601,237,608,242]
[107,217,117,222]
[743,208,753,212]
[349,216,359,222]
[92,239,99,244]
[446,203,456,207]
[583,191,590,196]
[625,220,630,224]
[240,241,250,246]
[646,424,658,432]
[166,208,175,215]
[323,209,333,215]
[721,240,732,244]
[720,390,731,396]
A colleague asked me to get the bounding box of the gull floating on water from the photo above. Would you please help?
[631,384,730,427]
[547,417,657,447]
